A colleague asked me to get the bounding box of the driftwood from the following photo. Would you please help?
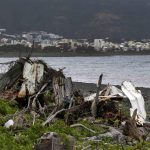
[65,77,73,100]
[91,74,103,117]
[97,96,124,103]
[64,77,75,123]
[1,57,149,148]
[64,98,121,125]
[123,109,146,141]
[85,95,124,102]
[32,83,48,109]
[0,61,23,91]
[83,110,150,143]
[65,101,92,124]
[84,124,124,143]
[42,109,66,126]
[70,123,96,133]
[53,77,65,106]
[143,122,150,128]
[65,77,74,108]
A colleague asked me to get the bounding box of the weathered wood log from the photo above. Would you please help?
[84,124,124,143]
[42,109,66,126]
[85,95,124,102]
[123,109,145,141]
[91,74,103,117]
[64,77,75,123]
[100,96,124,102]
[0,61,23,91]
[143,122,150,128]
[65,107,148,142]
[70,123,96,133]
[64,101,92,124]
[53,77,65,106]
[18,61,45,98]
[65,77,74,108]
[65,77,73,100]
[32,83,48,109]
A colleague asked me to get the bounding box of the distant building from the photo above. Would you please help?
[94,39,105,51]
[22,33,33,42]
[41,40,54,48]
[0,29,6,34]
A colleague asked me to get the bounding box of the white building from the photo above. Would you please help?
[11,40,20,45]
[41,40,54,48]
[94,39,105,51]
[22,33,33,42]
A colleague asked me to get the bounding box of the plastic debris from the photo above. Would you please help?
[4,119,14,128]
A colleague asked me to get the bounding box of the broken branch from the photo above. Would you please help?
[70,123,96,133]
[42,108,66,126]
[32,83,48,109]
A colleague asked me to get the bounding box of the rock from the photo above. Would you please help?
[35,132,75,150]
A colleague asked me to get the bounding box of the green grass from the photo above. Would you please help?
[0,100,18,115]
[0,99,150,150]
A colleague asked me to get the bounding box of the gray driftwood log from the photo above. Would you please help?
[91,74,103,117]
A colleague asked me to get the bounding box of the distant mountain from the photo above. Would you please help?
[0,0,150,40]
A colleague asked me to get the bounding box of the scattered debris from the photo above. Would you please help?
[0,57,149,149]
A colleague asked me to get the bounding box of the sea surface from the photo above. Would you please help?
[0,55,149,88]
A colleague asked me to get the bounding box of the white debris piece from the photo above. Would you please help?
[121,81,146,125]
[84,93,96,101]
[109,85,126,97]
[84,85,125,102]
[4,119,14,128]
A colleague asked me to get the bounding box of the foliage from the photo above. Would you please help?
[0,100,18,115]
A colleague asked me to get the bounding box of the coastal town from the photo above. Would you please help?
[0,29,150,53]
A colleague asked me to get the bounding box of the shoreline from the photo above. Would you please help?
[0,51,150,57]
[73,82,150,97]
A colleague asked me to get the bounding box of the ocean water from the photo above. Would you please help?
[0,55,149,87]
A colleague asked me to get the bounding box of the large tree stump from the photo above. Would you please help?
[53,77,65,106]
